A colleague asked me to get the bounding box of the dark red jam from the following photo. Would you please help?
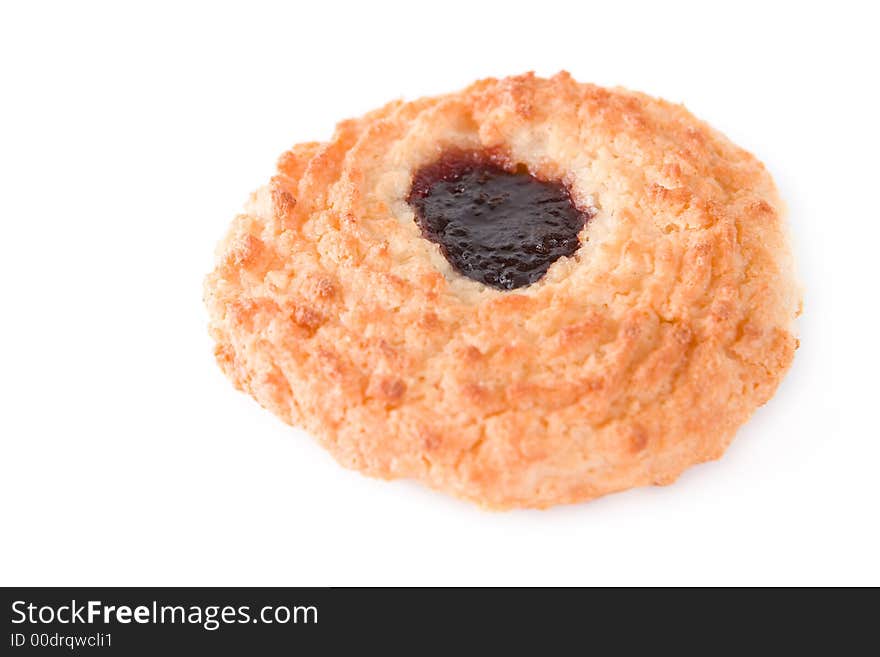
[408,153,589,290]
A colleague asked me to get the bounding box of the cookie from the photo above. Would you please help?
[205,72,800,509]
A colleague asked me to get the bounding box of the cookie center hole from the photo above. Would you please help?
[407,152,590,290]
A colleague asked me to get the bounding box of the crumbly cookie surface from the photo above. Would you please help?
[205,72,800,509]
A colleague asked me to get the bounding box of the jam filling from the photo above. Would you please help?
[408,153,589,290]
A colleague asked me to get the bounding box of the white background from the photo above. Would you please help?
[1,1,878,586]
